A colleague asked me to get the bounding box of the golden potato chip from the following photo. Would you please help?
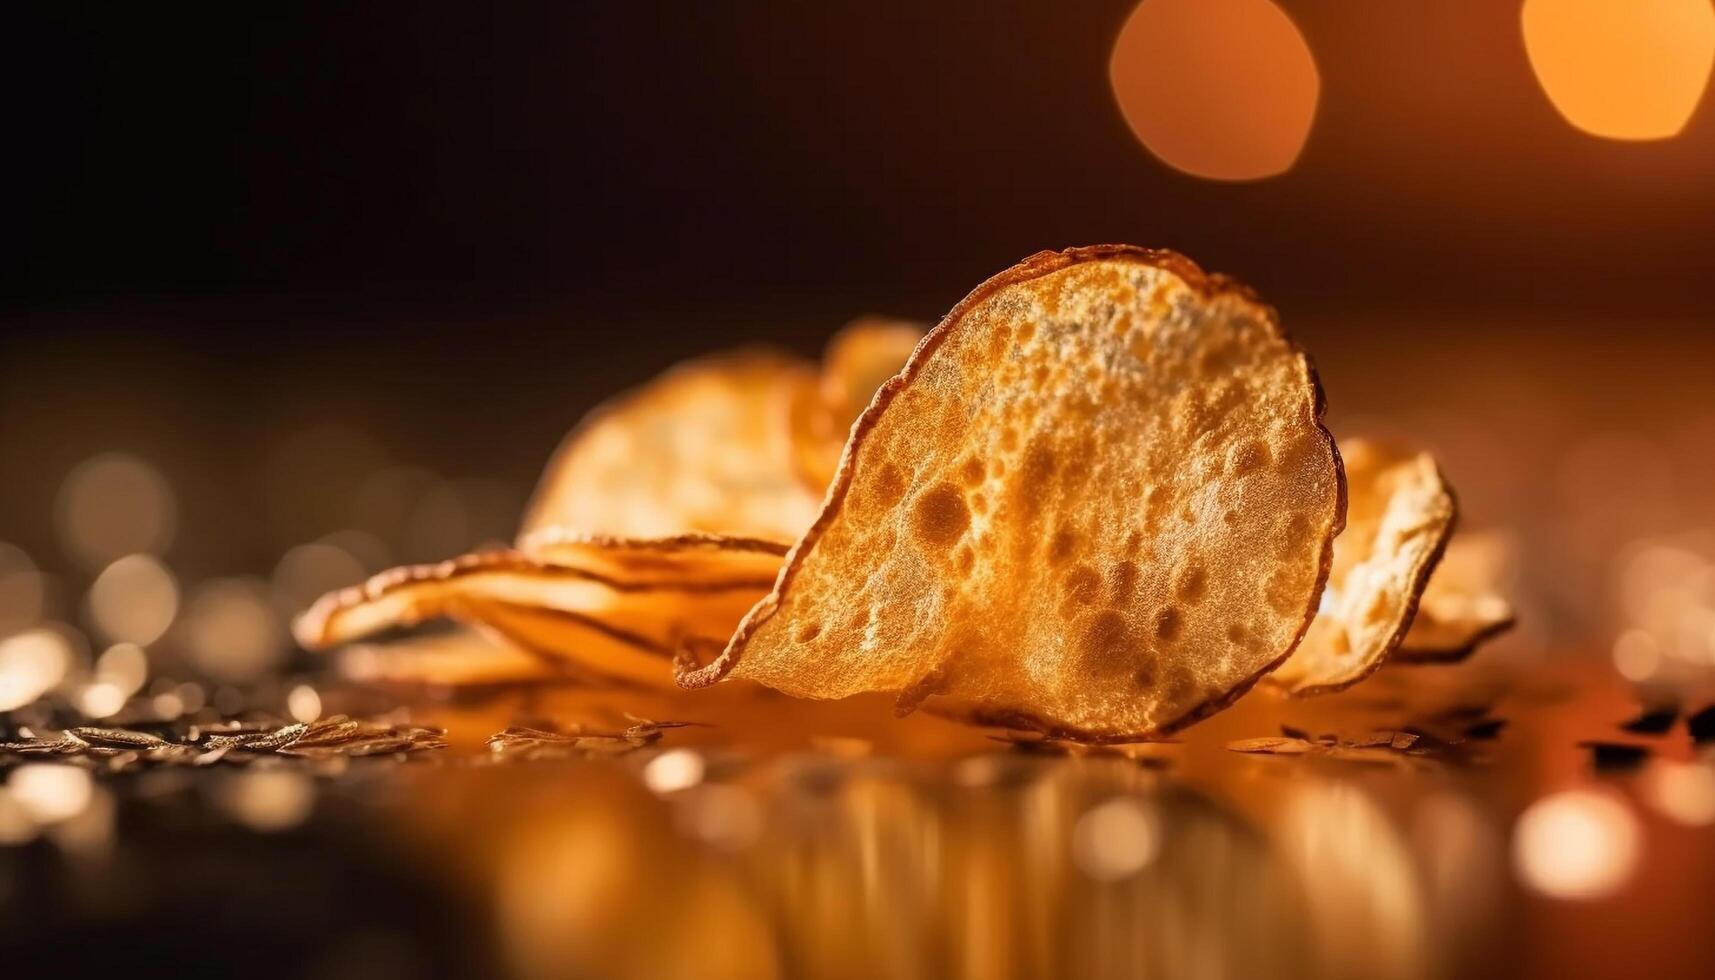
[1395,531,1517,663]
[340,628,575,687]
[294,535,785,687]
[680,246,1345,741]
[790,317,926,491]
[516,529,788,583]
[1271,439,1456,696]
[520,350,822,543]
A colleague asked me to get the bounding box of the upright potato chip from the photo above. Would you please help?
[790,317,926,492]
[521,350,822,543]
[681,246,1345,741]
[1395,531,1517,663]
[1270,439,1456,696]
[294,535,785,687]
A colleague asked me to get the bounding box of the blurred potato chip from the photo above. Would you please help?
[680,246,1345,740]
[295,536,785,687]
[1271,439,1456,696]
[1395,530,1517,663]
[521,350,822,543]
[790,317,926,491]
[340,628,573,687]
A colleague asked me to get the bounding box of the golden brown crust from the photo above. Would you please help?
[681,245,1345,741]
[1271,443,1457,697]
[294,533,784,691]
[519,349,823,543]
[295,543,783,650]
[517,527,791,559]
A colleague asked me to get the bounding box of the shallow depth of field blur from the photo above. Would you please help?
[8,2,1715,689]
[6,3,1715,979]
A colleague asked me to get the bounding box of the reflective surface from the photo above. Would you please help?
[9,650,1708,979]
[375,658,1710,980]
[289,660,1660,980]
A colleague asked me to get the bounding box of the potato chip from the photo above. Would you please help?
[520,349,821,543]
[340,628,576,687]
[790,317,926,491]
[294,535,785,687]
[1270,439,1456,695]
[1394,531,1517,663]
[680,246,1345,741]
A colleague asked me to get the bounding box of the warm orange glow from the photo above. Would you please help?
[1512,789,1640,900]
[86,553,179,646]
[1109,0,1319,180]
[1071,796,1162,881]
[1522,0,1715,140]
[643,749,706,795]
[287,683,323,723]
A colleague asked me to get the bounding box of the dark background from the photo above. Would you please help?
[4,1,1713,589]
[12,1,1715,317]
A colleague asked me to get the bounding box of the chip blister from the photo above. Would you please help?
[681,246,1346,740]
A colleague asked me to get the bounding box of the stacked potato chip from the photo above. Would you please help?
[296,247,1513,741]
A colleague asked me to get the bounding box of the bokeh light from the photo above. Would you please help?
[54,453,176,569]
[1612,628,1662,682]
[215,770,317,832]
[1644,761,1715,827]
[643,749,707,794]
[181,577,286,682]
[272,541,367,612]
[1611,540,1715,682]
[1512,789,1640,900]
[8,765,94,824]
[287,683,323,723]
[86,553,179,646]
[94,641,149,697]
[1071,795,1162,882]
[1109,0,1319,180]
[1522,0,1715,140]
[151,690,186,720]
[0,627,74,711]
[76,680,127,719]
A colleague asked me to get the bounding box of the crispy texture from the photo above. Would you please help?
[680,246,1345,740]
[294,537,784,687]
[1271,439,1457,695]
[790,317,926,491]
[1395,531,1517,663]
[520,350,821,543]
